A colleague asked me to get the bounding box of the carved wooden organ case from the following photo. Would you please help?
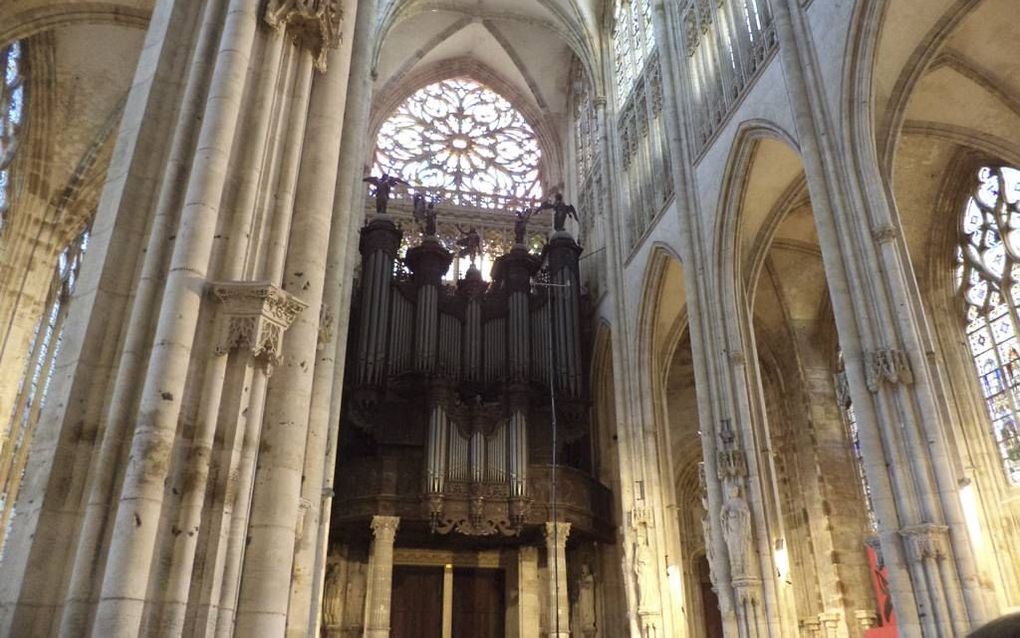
[332,217,613,544]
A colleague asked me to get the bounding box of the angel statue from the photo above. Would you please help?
[413,192,440,236]
[363,172,408,215]
[538,193,579,232]
[455,225,482,264]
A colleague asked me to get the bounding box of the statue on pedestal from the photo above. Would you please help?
[455,225,482,264]
[577,563,596,637]
[363,172,408,215]
[720,483,753,579]
[413,192,439,236]
[538,193,579,232]
[513,208,533,245]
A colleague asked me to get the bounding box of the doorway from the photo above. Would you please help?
[392,566,443,638]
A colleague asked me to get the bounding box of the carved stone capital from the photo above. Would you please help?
[544,521,572,547]
[900,523,950,562]
[211,281,307,373]
[864,348,914,392]
[264,0,344,72]
[872,224,898,244]
[716,449,747,480]
[371,515,400,542]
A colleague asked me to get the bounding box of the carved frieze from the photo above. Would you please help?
[211,281,307,373]
[264,0,344,72]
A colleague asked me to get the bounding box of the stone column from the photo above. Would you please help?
[545,522,572,638]
[365,516,400,638]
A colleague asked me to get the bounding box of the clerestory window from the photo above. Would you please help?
[1,41,25,233]
[956,166,1020,485]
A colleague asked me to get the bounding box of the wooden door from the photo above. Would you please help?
[391,566,443,638]
[452,568,505,638]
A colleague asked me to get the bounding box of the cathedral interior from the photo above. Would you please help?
[1,0,1019,637]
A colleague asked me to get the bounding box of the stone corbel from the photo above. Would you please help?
[211,281,307,374]
[264,0,344,72]
[900,523,950,562]
[864,348,914,392]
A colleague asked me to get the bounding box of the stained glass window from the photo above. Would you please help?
[612,0,655,107]
[1,226,89,554]
[1,41,24,233]
[372,78,542,209]
[834,359,879,531]
[957,166,1020,485]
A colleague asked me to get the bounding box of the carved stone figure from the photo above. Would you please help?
[363,173,408,215]
[634,529,656,612]
[577,563,596,636]
[720,483,753,579]
[539,193,579,232]
[322,561,343,629]
[455,224,482,263]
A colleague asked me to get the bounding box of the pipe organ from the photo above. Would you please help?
[335,219,612,542]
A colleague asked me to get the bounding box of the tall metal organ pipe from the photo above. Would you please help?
[356,217,401,385]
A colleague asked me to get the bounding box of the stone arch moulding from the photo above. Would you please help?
[0,3,150,45]
[712,118,801,328]
[368,57,565,194]
[635,243,688,386]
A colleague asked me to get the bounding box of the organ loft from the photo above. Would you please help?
[326,183,610,636]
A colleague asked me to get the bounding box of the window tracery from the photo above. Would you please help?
[612,0,654,107]
[1,41,24,233]
[680,0,776,150]
[1,227,89,554]
[372,78,543,209]
[956,166,1020,485]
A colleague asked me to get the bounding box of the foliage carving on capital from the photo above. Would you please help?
[900,523,949,562]
[864,349,914,392]
[264,0,344,72]
[544,521,572,547]
[371,515,400,542]
[211,281,307,374]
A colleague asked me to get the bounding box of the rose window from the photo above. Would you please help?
[372,78,543,208]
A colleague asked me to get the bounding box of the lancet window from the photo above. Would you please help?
[679,0,776,150]
[611,2,673,249]
[1,41,24,233]
[0,227,90,554]
[372,77,543,210]
[569,62,606,296]
[834,358,878,531]
[956,166,1020,485]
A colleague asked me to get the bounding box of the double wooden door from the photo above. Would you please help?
[390,565,505,638]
